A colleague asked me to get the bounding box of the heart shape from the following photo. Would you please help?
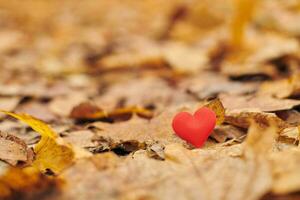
[172,107,216,148]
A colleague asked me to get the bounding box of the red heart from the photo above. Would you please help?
[172,107,216,148]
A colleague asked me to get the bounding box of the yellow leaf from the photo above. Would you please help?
[205,99,225,125]
[1,111,74,174]
[33,137,74,174]
[0,111,56,138]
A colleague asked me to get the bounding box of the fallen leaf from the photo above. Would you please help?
[180,72,258,99]
[96,46,165,72]
[275,110,300,126]
[70,102,107,120]
[225,111,288,130]
[49,92,88,117]
[245,118,279,154]
[59,143,271,200]
[222,32,299,78]
[258,73,300,98]
[1,111,74,174]
[146,142,165,160]
[0,132,33,166]
[94,77,193,112]
[211,125,246,143]
[270,148,300,194]
[0,97,20,119]
[88,103,201,152]
[162,42,208,73]
[257,0,300,36]
[243,114,300,195]
[16,101,57,122]
[61,130,96,149]
[205,98,225,125]
[70,102,153,121]
[220,93,300,112]
[90,152,120,170]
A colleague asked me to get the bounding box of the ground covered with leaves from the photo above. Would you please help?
[1,0,300,200]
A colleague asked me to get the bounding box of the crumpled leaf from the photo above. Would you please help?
[211,125,246,143]
[275,110,300,126]
[1,111,74,174]
[0,132,33,166]
[225,111,288,131]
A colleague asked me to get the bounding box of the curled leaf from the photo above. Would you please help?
[0,131,33,166]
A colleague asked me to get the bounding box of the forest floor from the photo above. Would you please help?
[1,1,300,200]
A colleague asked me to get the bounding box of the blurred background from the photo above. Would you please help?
[0,0,300,80]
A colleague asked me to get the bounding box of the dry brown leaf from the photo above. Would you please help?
[270,148,300,194]
[275,110,300,126]
[243,116,300,195]
[108,107,154,120]
[94,77,193,112]
[162,42,208,73]
[70,102,153,120]
[180,73,258,99]
[0,132,33,166]
[221,32,299,78]
[62,130,96,149]
[257,0,300,36]
[89,116,171,152]
[16,101,57,122]
[90,152,120,170]
[58,143,271,200]
[258,73,300,98]
[88,103,203,152]
[96,47,165,72]
[220,93,300,112]
[70,102,107,120]
[211,125,246,143]
[49,92,88,117]
[245,118,279,154]
[0,97,20,119]
[277,127,299,146]
[225,111,288,130]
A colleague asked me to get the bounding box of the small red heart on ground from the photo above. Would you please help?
[172,107,216,148]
